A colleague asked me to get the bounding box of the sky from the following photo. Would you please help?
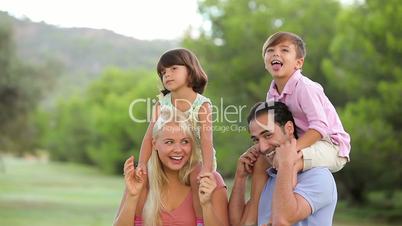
[0,0,204,40]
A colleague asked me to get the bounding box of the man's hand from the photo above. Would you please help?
[236,145,260,178]
[273,138,302,169]
[253,153,270,176]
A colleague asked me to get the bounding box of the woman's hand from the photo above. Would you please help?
[196,165,209,182]
[123,156,147,197]
[135,162,148,176]
[198,172,217,205]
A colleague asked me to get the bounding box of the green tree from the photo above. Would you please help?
[185,0,341,103]
[338,98,399,204]
[183,0,341,176]
[0,12,57,153]
[46,96,95,162]
[85,68,158,173]
[323,0,402,105]
[45,68,159,173]
[323,0,402,205]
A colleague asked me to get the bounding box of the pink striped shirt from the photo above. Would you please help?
[134,171,226,226]
[266,70,351,159]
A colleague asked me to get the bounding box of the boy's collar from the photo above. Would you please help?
[269,70,302,97]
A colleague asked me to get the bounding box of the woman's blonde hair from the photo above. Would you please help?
[142,107,201,226]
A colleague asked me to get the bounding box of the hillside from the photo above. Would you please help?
[1,11,178,104]
[11,18,178,73]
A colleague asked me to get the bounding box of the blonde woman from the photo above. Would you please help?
[113,108,229,226]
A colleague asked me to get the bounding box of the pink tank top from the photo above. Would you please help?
[134,172,226,226]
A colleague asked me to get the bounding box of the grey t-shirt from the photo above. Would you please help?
[258,167,337,226]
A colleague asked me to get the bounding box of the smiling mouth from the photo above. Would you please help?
[271,60,283,66]
[170,156,183,160]
[271,59,283,70]
[266,150,276,158]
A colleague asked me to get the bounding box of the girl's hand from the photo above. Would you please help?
[123,156,147,197]
[198,172,217,205]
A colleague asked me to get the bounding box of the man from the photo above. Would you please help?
[229,101,337,226]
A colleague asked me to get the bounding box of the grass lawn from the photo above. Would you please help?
[0,155,400,226]
[0,156,123,226]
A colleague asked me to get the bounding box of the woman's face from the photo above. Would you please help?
[153,122,193,172]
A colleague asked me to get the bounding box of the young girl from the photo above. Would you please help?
[137,48,216,224]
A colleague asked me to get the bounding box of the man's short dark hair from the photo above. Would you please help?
[247,101,298,138]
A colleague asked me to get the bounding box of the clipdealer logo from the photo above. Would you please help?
[128,98,249,133]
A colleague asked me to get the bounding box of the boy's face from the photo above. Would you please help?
[263,40,304,80]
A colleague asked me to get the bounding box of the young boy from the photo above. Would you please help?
[263,31,350,176]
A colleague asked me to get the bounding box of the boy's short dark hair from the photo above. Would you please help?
[247,101,298,138]
[262,31,306,59]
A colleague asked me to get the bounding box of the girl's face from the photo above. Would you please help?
[153,122,193,172]
[263,40,304,80]
[161,65,189,92]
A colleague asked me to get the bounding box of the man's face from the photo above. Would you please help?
[249,113,291,163]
